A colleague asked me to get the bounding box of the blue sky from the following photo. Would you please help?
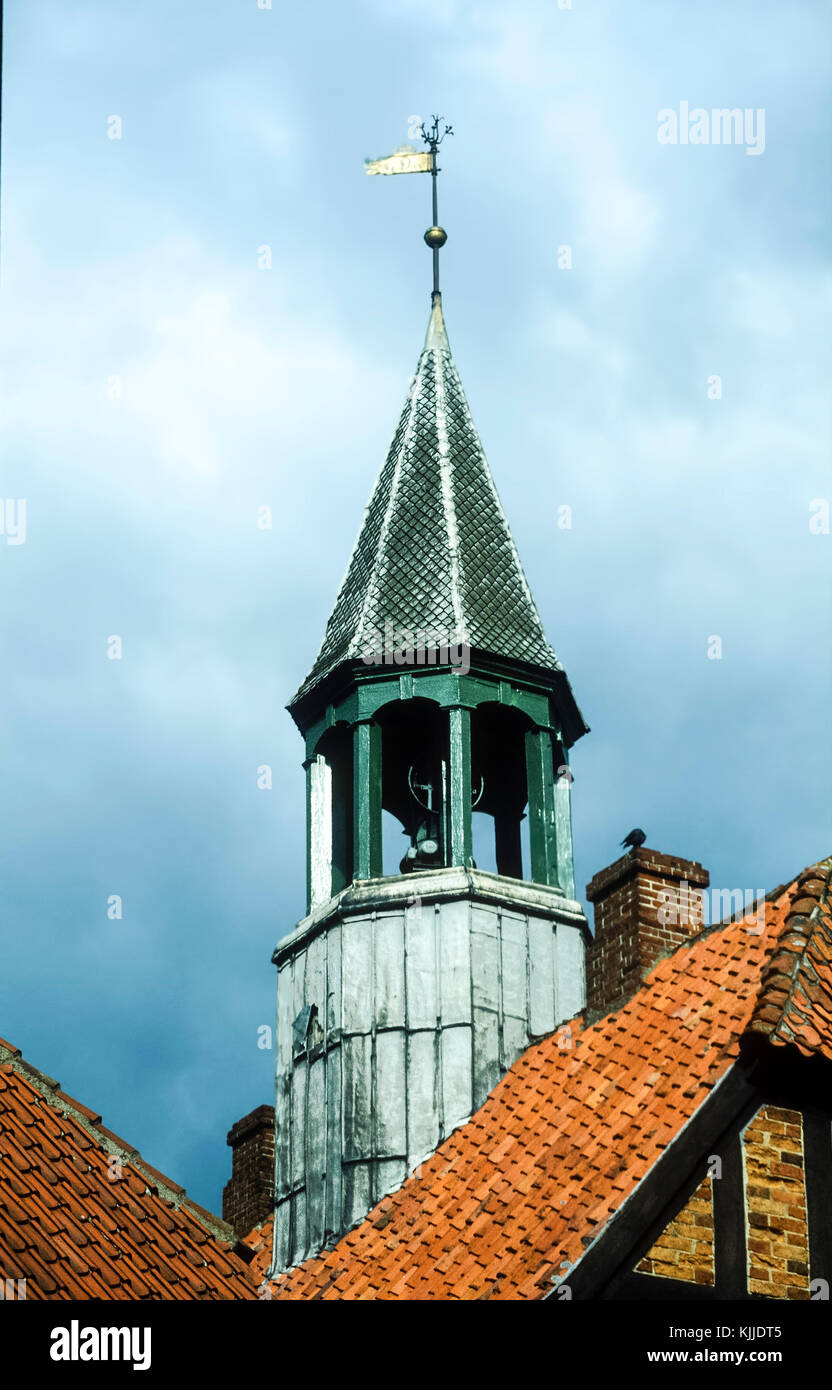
[2,0,830,1214]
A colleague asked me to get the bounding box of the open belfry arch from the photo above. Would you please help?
[269,122,590,1271]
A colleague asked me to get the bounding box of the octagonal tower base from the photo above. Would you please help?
[271,867,588,1271]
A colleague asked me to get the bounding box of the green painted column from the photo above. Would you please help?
[447,706,473,867]
[353,719,382,880]
[524,726,560,888]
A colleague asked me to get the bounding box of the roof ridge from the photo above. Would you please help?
[432,337,466,640]
[745,857,832,1057]
[0,1037,249,1257]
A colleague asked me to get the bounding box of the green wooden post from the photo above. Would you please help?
[447,706,473,867]
[353,719,382,880]
[525,726,559,888]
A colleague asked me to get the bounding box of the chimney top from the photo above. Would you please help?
[222,1105,275,1238]
[226,1104,274,1149]
[585,846,710,1017]
[587,845,709,902]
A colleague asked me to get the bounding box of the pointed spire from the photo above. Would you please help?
[424,290,449,351]
[291,297,586,744]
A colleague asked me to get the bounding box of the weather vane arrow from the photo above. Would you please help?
[365,115,453,297]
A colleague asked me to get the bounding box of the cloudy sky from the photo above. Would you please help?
[2,0,830,1212]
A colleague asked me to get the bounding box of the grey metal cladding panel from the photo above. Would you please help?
[437,899,471,1025]
[528,917,556,1037]
[291,1064,307,1192]
[291,1190,307,1268]
[275,1197,292,1273]
[305,932,326,1026]
[376,1158,407,1201]
[275,962,293,1182]
[556,920,586,1022]
[406,1030,439,1168]
[342,1162,373,1235]
[405,904,437,1028]
[374,913,405,1029]
[342,916,373,1032]
[326,922,342,1035]
[291,948,307,1020]
[342,1033,373,1161]
[276,963,294,1073]
[472,1006,501,1108]
[470,905,500,1011]
[441,1024,473,1133]
[306,1058,326,1253]
[274,1073,292,1197]
[374,1029,407,1157]
[501,1014,528,1072]
[325,1047,342,1240]
[499,911,528,1020]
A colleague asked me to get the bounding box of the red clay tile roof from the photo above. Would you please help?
[748,860,832,1057]
[251,858,832,1300]
[0,1039,259,1300]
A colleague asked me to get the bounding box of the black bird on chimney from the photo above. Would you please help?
[620,828,646,849]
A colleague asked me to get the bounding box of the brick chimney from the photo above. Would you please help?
[222,1105,275,1237]
[585,847,709,1015]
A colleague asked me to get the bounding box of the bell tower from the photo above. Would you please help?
[269,133,589,1272]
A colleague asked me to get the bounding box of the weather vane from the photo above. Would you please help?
[365,115,454,296]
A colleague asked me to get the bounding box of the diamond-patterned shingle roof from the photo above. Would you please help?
[292,295,568,704]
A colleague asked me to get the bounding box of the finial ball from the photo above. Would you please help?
[424,225,447,249]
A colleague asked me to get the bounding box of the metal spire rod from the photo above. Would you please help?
[420,116,453,297]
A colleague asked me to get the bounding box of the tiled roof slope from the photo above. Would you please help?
[748,858,832,1056]
[0,1040,259,1300]
[291,296,569,704]
[250,859,832,1300]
